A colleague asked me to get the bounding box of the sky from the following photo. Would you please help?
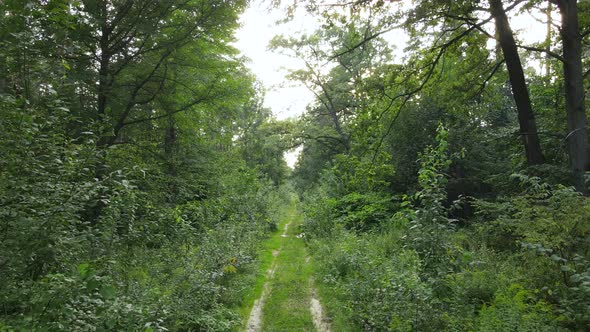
[233,2,319,121]
[233,1,550,168]
[233,2,322,168]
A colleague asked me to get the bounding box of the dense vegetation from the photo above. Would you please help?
[1,0,589,331]
[281,1,590,330]
[0,0,291,330]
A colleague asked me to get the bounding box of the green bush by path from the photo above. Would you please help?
[0,96,293,331]
[301,126,587,331]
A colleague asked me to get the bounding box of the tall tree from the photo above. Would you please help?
[489,0,544,164]
[552,0,589,192]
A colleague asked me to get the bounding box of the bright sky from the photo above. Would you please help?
[234,2,319,121]
[233,1,549,168]
[233,2,322,168]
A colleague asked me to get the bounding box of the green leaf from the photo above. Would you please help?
[77,263,90,278]
[100,285,116,299]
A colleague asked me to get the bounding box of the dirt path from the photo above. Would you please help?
[245,249,279,331]
[245,221,290,331]
[243,198,331,332]
[309,278,331,332]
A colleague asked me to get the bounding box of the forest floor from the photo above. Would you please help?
[241,197,331,332]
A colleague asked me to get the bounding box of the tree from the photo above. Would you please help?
[552,0,589,192]
[0,2,293,329]
[237,98,293,185]
[36,0,250,219]
[489,0,544,164]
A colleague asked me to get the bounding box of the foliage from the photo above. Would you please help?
[476,284,562,332]
[0,1,293,329]
[473,175,590,329]
[301,124,586,330]
[0,100,287,328]
[2,0,590,330]
[309,230,440,331]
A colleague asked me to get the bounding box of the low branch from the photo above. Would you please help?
[119,72,225,129]
[516,44,565,63]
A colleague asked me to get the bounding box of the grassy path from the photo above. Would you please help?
[240,197,330,332]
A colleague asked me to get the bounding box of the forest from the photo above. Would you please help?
[0,0,589,331]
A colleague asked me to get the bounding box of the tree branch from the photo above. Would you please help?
[121,95,209,127]
[368,14,499,164]
[328,25,401,61]
[296,133,348,150]
[108,48,174,144]
[516,44,565,62]
[474,59,505,97]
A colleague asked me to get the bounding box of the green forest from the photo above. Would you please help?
[0,0,589,331]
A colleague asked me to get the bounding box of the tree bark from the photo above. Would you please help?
[489,0,545,165]
[164,115,179,202]
[544,2,553,78]
[554,0,589,193]
[0,56,5,94]
[97,0,111,122]
[85,1,113,224]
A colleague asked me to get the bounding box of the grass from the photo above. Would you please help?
[233,201,291,331]
[309,266,360,332]
[260,198,315,331]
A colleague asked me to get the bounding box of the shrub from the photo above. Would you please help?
[476,284,563,332]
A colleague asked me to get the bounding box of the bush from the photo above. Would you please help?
[476,284,563,332]
[310,231,441,331]
[0,95,289,330]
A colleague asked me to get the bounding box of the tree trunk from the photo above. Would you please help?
[85,1,112,224]
[0,56,5,94]
[489,0,545,165]
[165,116,178,200]
[97,0,110,122]
[555,0,589,193]
[544,2,553,78]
